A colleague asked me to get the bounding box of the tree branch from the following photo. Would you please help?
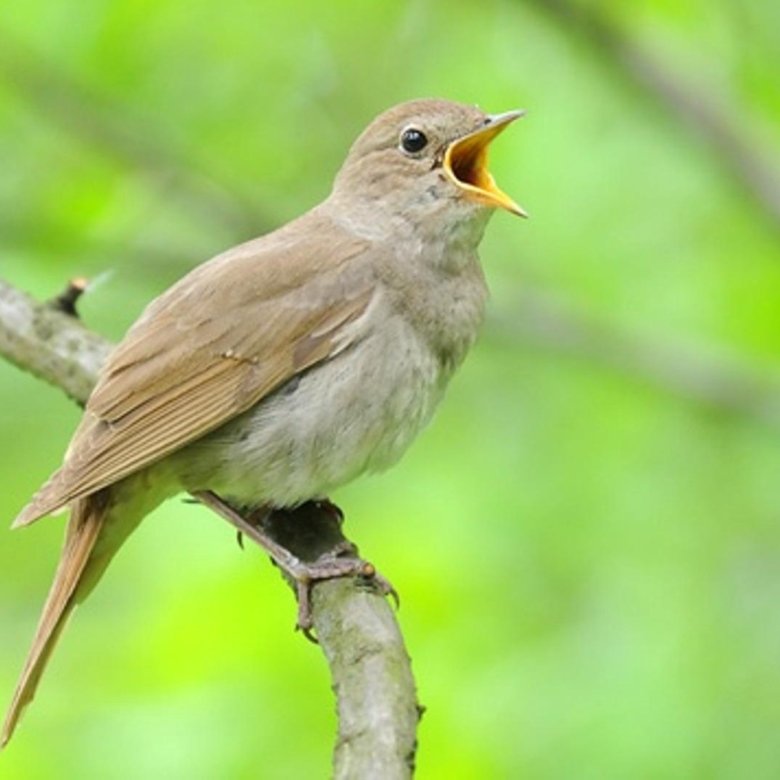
[0,276,420,778]
[0,278,111,405]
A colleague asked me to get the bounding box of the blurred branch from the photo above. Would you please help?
[489,288,780,431]
[525,0,780,234]
[0,29,269,239]
[0,276,419,777]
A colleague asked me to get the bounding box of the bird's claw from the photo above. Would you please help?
[289,553,397,638]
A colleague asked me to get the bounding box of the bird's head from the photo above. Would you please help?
[330,98,525,237]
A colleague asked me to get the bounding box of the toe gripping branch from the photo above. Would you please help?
[191,492,398,640]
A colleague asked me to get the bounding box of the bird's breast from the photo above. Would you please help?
[377,245,489,376]
[176,306,450,507]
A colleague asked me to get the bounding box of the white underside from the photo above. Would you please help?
[171,308,447,507]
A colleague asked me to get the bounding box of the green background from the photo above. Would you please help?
[2,0,780,777]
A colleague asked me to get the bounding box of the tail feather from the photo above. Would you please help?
[1,493,108,747]
[11,469,70,529]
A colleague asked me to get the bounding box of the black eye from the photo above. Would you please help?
[400,128,428,154]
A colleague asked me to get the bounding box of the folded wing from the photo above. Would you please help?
[14,220,374,527]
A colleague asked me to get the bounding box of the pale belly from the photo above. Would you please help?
[173,316,449,507]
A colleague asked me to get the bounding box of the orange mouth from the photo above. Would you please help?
[443,110,527,217]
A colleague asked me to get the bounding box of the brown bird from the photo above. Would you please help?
[1,98,524,746]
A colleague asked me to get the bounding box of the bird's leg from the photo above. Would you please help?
[192,491,396,633]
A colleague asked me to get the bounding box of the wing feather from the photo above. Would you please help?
[14,216,374,526]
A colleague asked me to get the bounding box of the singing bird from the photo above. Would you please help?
[2,98,525,745]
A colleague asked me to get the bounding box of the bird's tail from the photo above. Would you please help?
[1,491,111,747]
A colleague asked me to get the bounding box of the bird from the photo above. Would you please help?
[1,97,525,746]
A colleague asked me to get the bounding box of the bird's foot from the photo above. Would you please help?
[281,545,397,639]
[192,491,397,636]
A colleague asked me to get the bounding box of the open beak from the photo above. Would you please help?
[443,109,527,217]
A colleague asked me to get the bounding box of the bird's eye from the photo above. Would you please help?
[400,128,428,154]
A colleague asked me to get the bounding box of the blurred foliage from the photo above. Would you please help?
[1,0,779,777]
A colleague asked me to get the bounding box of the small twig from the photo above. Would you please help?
[0,278,111,405]
[48,277,89,318]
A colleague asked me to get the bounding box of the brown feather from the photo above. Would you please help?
[13,216,374,527]
[1,493,108,746]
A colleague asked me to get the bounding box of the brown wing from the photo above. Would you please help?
[14,214,374,527]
